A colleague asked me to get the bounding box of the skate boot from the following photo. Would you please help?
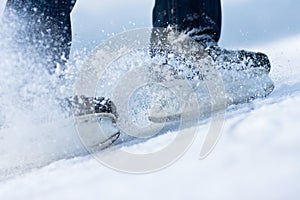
[198,38,271,74]
[69,95,120,149]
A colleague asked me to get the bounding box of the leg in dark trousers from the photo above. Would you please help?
[3,0,76,73]
[153,0,222,44]
[151,0,272,78]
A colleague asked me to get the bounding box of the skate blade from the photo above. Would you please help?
[75,113,120,150]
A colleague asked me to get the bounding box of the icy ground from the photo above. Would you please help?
[0,32,299,199]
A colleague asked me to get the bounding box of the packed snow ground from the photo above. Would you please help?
[0,33,300,199]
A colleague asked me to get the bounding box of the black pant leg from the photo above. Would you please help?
[4,0,76,72]
[153,0,221,43]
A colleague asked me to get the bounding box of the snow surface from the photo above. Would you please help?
[1,1,300,200]
[0,34,299,200]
